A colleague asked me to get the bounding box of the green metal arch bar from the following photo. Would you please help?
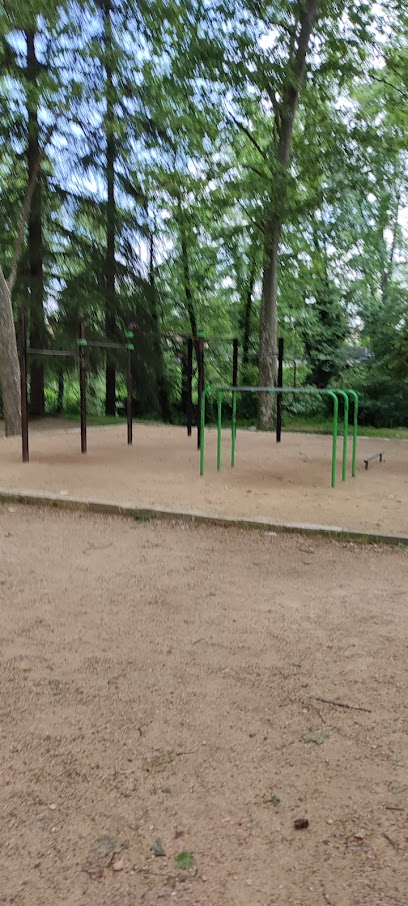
[280,386,359,480]
[333,390,349,482]
[345,389,359,478]
[200,386,341,487]
[204,385,359,483]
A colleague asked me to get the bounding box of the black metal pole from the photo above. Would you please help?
[79,320,87,454]
[125,329,134,445]
[127,349,133,446]
[187,337,193,437]
[232,338,239,387]
[293,360,297,388]
[19,313,29,463]
[276,336,284,443]
[197,331,205,450]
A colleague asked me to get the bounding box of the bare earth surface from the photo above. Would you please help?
[1,505,408,905]
[0,422,407,534]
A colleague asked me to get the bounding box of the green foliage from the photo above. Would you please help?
[175,851,194,870]
[0,0,407,428]
[301,278,348,389]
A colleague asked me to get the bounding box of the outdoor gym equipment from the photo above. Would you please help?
[19,314,134,463]
[364,451,383,470]
[129,328,239,449]
[182,331,239,449]
[200,385,359,488]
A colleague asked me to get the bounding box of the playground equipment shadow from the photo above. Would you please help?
[0,421,407,536]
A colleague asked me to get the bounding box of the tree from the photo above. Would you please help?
[26,27,46,415]
[0,269,21,435]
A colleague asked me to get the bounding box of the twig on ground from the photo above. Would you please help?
[314,697,372,714]
[383,832,399,850]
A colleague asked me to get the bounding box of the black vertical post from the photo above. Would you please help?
[79,320,87,454]
[186,337,193,436]
[19,313,29,463]
[232,338,239,388]
[126,332,133,445]
[276,336,284,443]
[197,330,205,449]
[293,360,297,388]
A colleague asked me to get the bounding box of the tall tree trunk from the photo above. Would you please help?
[177,202,200,368]
[0,267,21,435]
[149,232,171,421]
[258,224,280,425]
[56,369,64,414]
[380,183,401,306]
[103,0,116,415]
[179,214,197,338]
[26,29,46,417]
[258,0,320,428]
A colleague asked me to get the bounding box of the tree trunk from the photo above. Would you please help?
[103,0,116,415]
[149,232,171,421]
[258,223,280,427]
[242,254,258,369]
[26,29,46,417]
[56,370,64,414]
[0,267,21,435]
[178,203,199,363]
[257,0,320,428]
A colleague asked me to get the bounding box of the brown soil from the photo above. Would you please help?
[0,423,407,535]
[1,505,407,905]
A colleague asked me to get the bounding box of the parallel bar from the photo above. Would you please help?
[79,320,87,454]
[19,313,29,463]
[347,390,359,477]
[200,385,348,488]
[276,337,284,443]
[197,331,205,450]
[86,340,128,350]
[133,331,239,343]
[187,337,193,437]
[231,390,237,467]
[200,388,207,476]
[217,393,222,471]
[127,342,133,445]
[329,391,338,489]
[334,390,349,482]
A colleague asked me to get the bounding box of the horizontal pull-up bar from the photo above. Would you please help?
[84,339,133,351]
[28,348,77,359]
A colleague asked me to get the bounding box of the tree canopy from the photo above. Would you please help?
[0,0,407,432]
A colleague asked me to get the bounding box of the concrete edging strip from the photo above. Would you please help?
[0,487,407,547]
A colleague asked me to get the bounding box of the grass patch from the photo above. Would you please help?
[48,410,408,439]
[175,851,194,870]
[284,416,408,438]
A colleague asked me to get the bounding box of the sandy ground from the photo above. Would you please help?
[1,505,408,906]
[0,422,407,535]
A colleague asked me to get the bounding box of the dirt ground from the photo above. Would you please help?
[0,422,407,535]
[1,504,407,905]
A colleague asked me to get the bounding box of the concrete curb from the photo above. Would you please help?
[1,486,407,547]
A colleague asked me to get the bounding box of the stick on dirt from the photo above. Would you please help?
[314,697,372,714]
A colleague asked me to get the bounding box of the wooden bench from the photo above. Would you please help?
[364,452,383,470]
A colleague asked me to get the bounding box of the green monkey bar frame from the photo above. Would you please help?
[200,386,358,489]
